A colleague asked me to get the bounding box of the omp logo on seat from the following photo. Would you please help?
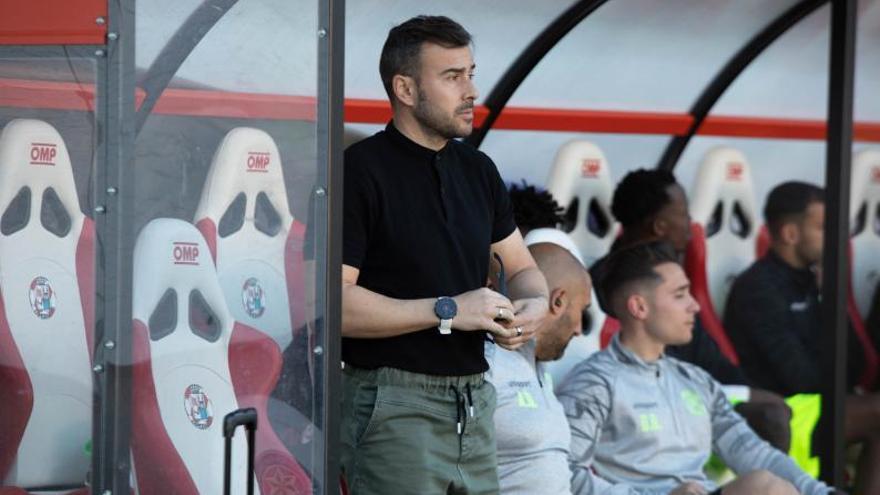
[172,242,200,265]
[29,142,57,166]
[581,158,601,178]
[726,162,744,181]
[872,166,880,183]
[246,151,270,173]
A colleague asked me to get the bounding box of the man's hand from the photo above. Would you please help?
[494,296,548,350]
[452,288,516,336]
[668,482,708,495]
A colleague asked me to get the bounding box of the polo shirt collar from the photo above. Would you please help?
[386,121,449,160]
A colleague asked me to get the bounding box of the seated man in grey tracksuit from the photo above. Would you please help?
[556,241,834,495]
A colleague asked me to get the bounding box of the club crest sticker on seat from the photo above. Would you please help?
[130,218,311,495]
[0,119,95,489]
[545,140,618,267]
[194,127,306,353]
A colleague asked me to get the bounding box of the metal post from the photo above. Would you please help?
[93,0,135,493]
[818,0,856,487]
[317,0,345,493]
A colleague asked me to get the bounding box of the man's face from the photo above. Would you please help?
[643,262,699,346]
[536,271,592,361]
[655,184,692,253]
[411,43,478,140]
[795,201,824,267]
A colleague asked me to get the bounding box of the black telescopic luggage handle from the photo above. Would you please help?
[223,407,258,495]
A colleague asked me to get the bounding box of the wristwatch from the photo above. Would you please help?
[434,297,457,335]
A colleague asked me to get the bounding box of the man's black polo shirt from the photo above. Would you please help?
[343,122,516,375]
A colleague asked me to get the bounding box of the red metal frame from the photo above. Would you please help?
[0,1,107,46]
[1,78,879,141]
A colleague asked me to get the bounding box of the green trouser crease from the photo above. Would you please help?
[340,365,499,495]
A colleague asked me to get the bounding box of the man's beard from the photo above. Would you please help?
[413,88,473,140]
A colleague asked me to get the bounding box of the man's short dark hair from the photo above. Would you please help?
[764,181,824,237]
[610,169,679,229]
[508,180,564,233]
[595,241,678,317]
[379,16,472,100]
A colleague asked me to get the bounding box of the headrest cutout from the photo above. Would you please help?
[730,201,751,239]
[561,198,579,233]
[587,198,611,237]
[149,288,178,341]
[853,203,867,236]
[582,307,593,336]
[1,186,30,235]
[705,202,723,238]
[254,191,281,236]
[218,192,246,238]
[875,204,880,235]
[41,187,71,237]
[189,289,221,343]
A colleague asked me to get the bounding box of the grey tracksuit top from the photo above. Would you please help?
[556,334,832,495]
[486,341,572,495]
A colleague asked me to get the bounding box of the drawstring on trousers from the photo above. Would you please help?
[450,383,475,435]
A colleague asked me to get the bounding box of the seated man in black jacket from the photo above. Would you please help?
[509,176,792,451]
[725,181,880,493]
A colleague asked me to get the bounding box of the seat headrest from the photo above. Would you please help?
[0,119,83,238]
[545,140,617,266]
[851,149,880,228]
[689,146,758,241]
[132,218,231,336]
[194,127,293,233]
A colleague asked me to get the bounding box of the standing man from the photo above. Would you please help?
[341,16,549,494]
[488,229,592,495]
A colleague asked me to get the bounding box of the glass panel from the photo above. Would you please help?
[508,0,800,112]
[0,54,97,492]
[132,0,324,493]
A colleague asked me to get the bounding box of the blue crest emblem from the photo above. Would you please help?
[241,277,266,318]
[29,276,56,319]
[183,384,213,430]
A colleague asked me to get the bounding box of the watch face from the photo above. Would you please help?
[435,297,457,319]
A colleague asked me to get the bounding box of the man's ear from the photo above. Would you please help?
[626,294,649,320]
[780,222,800,246]
[651,216,667,238]
[548,287,567,316]
[392,74,417,107]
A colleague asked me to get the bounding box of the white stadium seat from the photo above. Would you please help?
[194,127,307,354]
[545,140,618,267]
[0,119,94,490]
[685,146,760,364]
[130,218,310,495]
[850,149,880,320]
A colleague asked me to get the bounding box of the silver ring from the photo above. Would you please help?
[515,326,523,337]
[496,307,505,320]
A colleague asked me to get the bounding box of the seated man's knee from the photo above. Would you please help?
[736,402,792,452]
[729,470,797,495]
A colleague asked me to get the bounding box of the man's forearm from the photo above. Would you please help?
[342,283,437,338]
[507,266,549,301]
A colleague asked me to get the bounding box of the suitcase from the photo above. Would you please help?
[222,407,258,495]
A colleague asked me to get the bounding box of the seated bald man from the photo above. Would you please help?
[558,241,833,495]
[487,229,591,495]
